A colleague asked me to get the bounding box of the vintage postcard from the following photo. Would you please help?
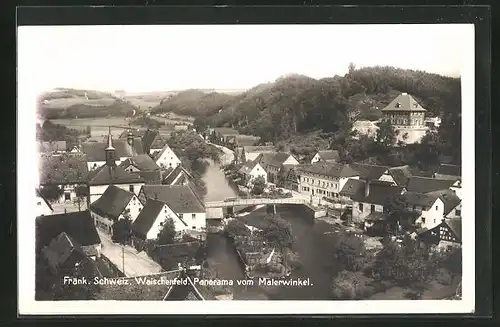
[18,23,475,315]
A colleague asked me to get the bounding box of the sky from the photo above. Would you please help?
[17,24,470,94]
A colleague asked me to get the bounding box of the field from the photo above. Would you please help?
[50,117,136,139]
[40,97,117,110]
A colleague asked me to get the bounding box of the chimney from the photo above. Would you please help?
[364,180,370,197]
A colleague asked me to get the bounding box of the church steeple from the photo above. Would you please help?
[105,127,116,166]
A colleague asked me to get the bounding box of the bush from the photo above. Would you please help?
[436,268,452,285]
[224,220,251,239]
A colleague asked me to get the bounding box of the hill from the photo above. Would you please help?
[38,88,140,119]
[151,89,236,117]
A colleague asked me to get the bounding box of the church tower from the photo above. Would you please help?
[105,127,116,167]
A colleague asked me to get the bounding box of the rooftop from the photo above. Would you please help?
[406,176,456,194]
[350,163,389,181]
[316,150,340,162]
[380,93,427,112]
[82,139,144,162]
[436,164,461,177]
[131,198,168,239]
[140,185,205,213]
[119,154,160,171]
[88,164,144,186]
[297,163,360,178]
[350,180,404,205]
[89,185,135,220]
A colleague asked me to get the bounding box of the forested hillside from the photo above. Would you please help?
[151,89,235,117]
[192,66,462,168]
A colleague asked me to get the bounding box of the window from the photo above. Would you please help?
[435,205,438,211]
[37,201,41,206]
[192,214,196,219]
[455,209,461,216]
[358,203,363,211]
[139,208,142,212]
[421,218,426,224]
[179,214,184,219]
[192,226,196,229]
[370,204,375,213]
[129,185,134,193]
[322,181,325,187]
[64,193,71,201]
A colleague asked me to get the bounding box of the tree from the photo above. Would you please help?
[262,215,293,250]
[251,175,266,195]
[375,120,398,150]
[73,185,88,211]
[157,217,177,245]
[372,236,438,286]
[112,209,132,244]
[335,236,367,272]
[331,270,359,300]
[224,219,251,239]
[383,195,410,234]
[39,184,63,203]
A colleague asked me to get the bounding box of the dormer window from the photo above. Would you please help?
[395,103,401,108]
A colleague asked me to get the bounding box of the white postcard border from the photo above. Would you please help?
[17,23,475,315]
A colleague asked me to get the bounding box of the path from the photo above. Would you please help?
[98,230,163,277]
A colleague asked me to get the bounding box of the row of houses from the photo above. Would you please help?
[231,144,462,247]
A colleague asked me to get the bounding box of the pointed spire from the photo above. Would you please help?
[106,127,115,150]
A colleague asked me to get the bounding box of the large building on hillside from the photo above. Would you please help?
[380,93,429,144]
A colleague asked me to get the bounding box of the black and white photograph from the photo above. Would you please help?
[18,23,475,315]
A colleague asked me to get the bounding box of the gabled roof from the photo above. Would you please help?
[140,185,205,213]
[35,188,54,212]
[280,164,295,177]
[119,154,160,171]
[162,165,191,185]
[380,93,427,112]
[388,165,413,187]
[350,180,404,205]
[402,192,441,208]
[153,143,179,161]
[82,139,144,162]
[297,163,360,178]
[445,218,462,241]
[350,163,389,181]
[316,150,340,162]
[269,152,294,167]
[339,179,366,197]
[88,164,144,186]
[89,185,135,220]
[38,154,89,185]
[255,152,277,169]
[36,210,101,252]
[238,160,260,174]
[427,189,461,215]
[141,129,159,152]
[212,127,239,136]
[406,176,456,193]
[365,212,389,221]
[436,164,461,177]
[137,171,163,185]
[42,232,83,270]
[38,141,67,153]
[131,198,167,239]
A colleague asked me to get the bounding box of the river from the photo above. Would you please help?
[201,158,338,300]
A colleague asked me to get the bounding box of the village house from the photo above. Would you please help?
[38,153,89,205]
[131,198,190,243]
[349,180,405,224]
[119,154,160,172]
[281,165,300,192]
[237,160,267,187]
[88,132,145,203]
[41,232,88,274]
[385,165,413,187]
[417,218,462,252]
[406,176,459,198]
[35,188,54,217]
[138,185,206,232]
[238,145,276,162]
[162,165,193,186]
[434,163,461,181]
[36,210,102,260]
[297,163,360,199]
[206,127,239,145]
[401,192,445,230]
[154,143,182,169]
[350,163,394,184]
[82,130,144,171]
[426,189,462,219]
[310,150,340,164]
[38,141,67,154]
[89,185,144,236]
[256,152,299,184]
[380,92,429,144]
[141,129,169,156]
